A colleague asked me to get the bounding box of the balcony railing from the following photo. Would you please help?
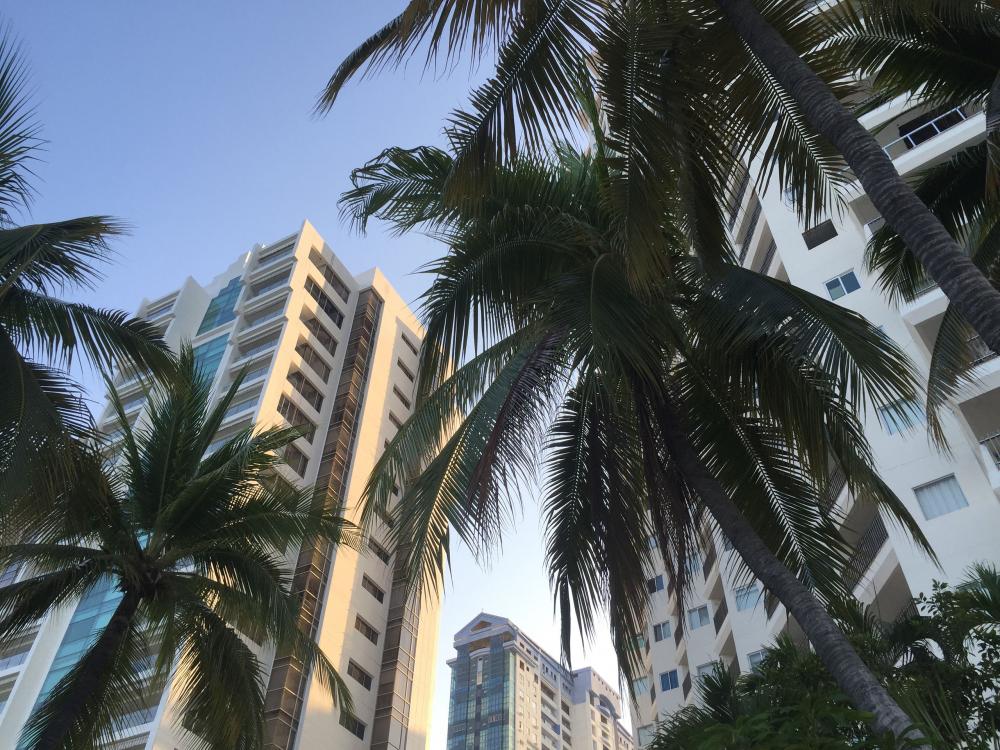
[844,513,889,591]
[728,170,751,229]
[820,465,847,515]
[713,598,728,634]
[882,105,970,159]
[754,239,777,274]
[980,433,1000,470]
[969,335,997,366]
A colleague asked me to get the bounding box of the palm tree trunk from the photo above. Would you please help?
[714,0,1000,356]
[32,588,141,750]
[657,401,927,747]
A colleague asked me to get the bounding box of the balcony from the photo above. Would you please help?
[820,464,848,516]
[702,545,717,580]
[969,335,997,367]
[713,598,728,634]
[753,239,777,275]
[882,105,970,160]
[980,433,1000,470]
[844,514,889,592]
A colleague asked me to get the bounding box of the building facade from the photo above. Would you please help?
[0,220,440,750]
[629,84,1000,746]
[447,613,633,750]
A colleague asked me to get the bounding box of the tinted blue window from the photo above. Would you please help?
[660,670,679,691]
[192,335,229,385]
[197,276,243,334]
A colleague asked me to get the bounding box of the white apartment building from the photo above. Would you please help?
[0,220,440,750]
[448,613,633,750]
[629,89,1000,745]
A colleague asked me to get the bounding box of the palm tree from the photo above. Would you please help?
[319,0,1000,355]
[0,29,170,494]
[0,347,353,750]
[339,124,934,743]
[832,7,1000,443]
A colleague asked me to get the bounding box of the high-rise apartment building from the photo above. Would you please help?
[0,220,440,750]
[629,82,1000,746]
[447,613,633,750]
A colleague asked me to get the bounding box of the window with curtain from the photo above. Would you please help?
[914,475,969,520]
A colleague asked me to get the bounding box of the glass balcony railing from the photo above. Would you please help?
[882,105,970,159]
[221,397,259,422]
[979,433,1000,470]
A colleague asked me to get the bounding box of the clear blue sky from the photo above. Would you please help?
[6,2,624,747]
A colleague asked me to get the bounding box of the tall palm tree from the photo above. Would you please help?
[339,126,934,743]
[0,348,353,750]
[0,29,170,494]
[830,6,1000,443]
[319,0,1000,354]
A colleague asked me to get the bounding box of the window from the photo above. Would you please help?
[652,621,670,642]
[192,335,229,383]
[339,711,367,740]
[237,332,279,362]
[696,662,715,682]
[397,358,415,382]
[0,630,35,670]
[305,277,345,327]
[659,670,679,692]
[282,444,309,477]
[302,315,338,357]
[648,535,658,549]
[393,385,412,410]
[295,341,331,382]
[354,615,379,644]
[249,269,290,299]
[257,241,294,265]
[347,660,373,690]
[747,649,767,672]
[401,333,419,357]
[368,538,391,564]
[309,248,351,302]
[0,564,20,589]
[197,276,243,334]
[878,399,926,435]
[734,583,760,612]
[688,605,710,630]
[388,412,403,430]
[287,369,324,412]
[361,574,385,603]
[825,270,861,300]
[631,676,650,695]
[914,475,969,520]
[802,219,838,250]
[0,674,16,717]
[276,396,316,442]
[646,575,664,594]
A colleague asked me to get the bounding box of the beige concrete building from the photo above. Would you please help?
[447,613,633,750]
[629,65,1000,749]
[0,220,439,750]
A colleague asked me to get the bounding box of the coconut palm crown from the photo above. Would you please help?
[339,106,935,742]
[0,347,354,750]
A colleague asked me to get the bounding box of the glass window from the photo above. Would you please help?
[687,605,710,629]
[825,270,861,300]
[282,444,309,477]
[361,574,385,603]
[748,649,767,672]
[696,662,715,682]
[631,676,650,695]
[684,552,703,576]
[197,276,243,334]
[347,660,373,690]
[339,711,366,739]
[734,584,760,611]
[354,615,379,644]
[309,248,352,303]
[652,621,670,642]
[305,277,345,327]
[914,475,969,520]
[659,670,679,692]
[646,575,664,594]
[368,538,391,564]
[878,399,926,435]
[192,334,229,384]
